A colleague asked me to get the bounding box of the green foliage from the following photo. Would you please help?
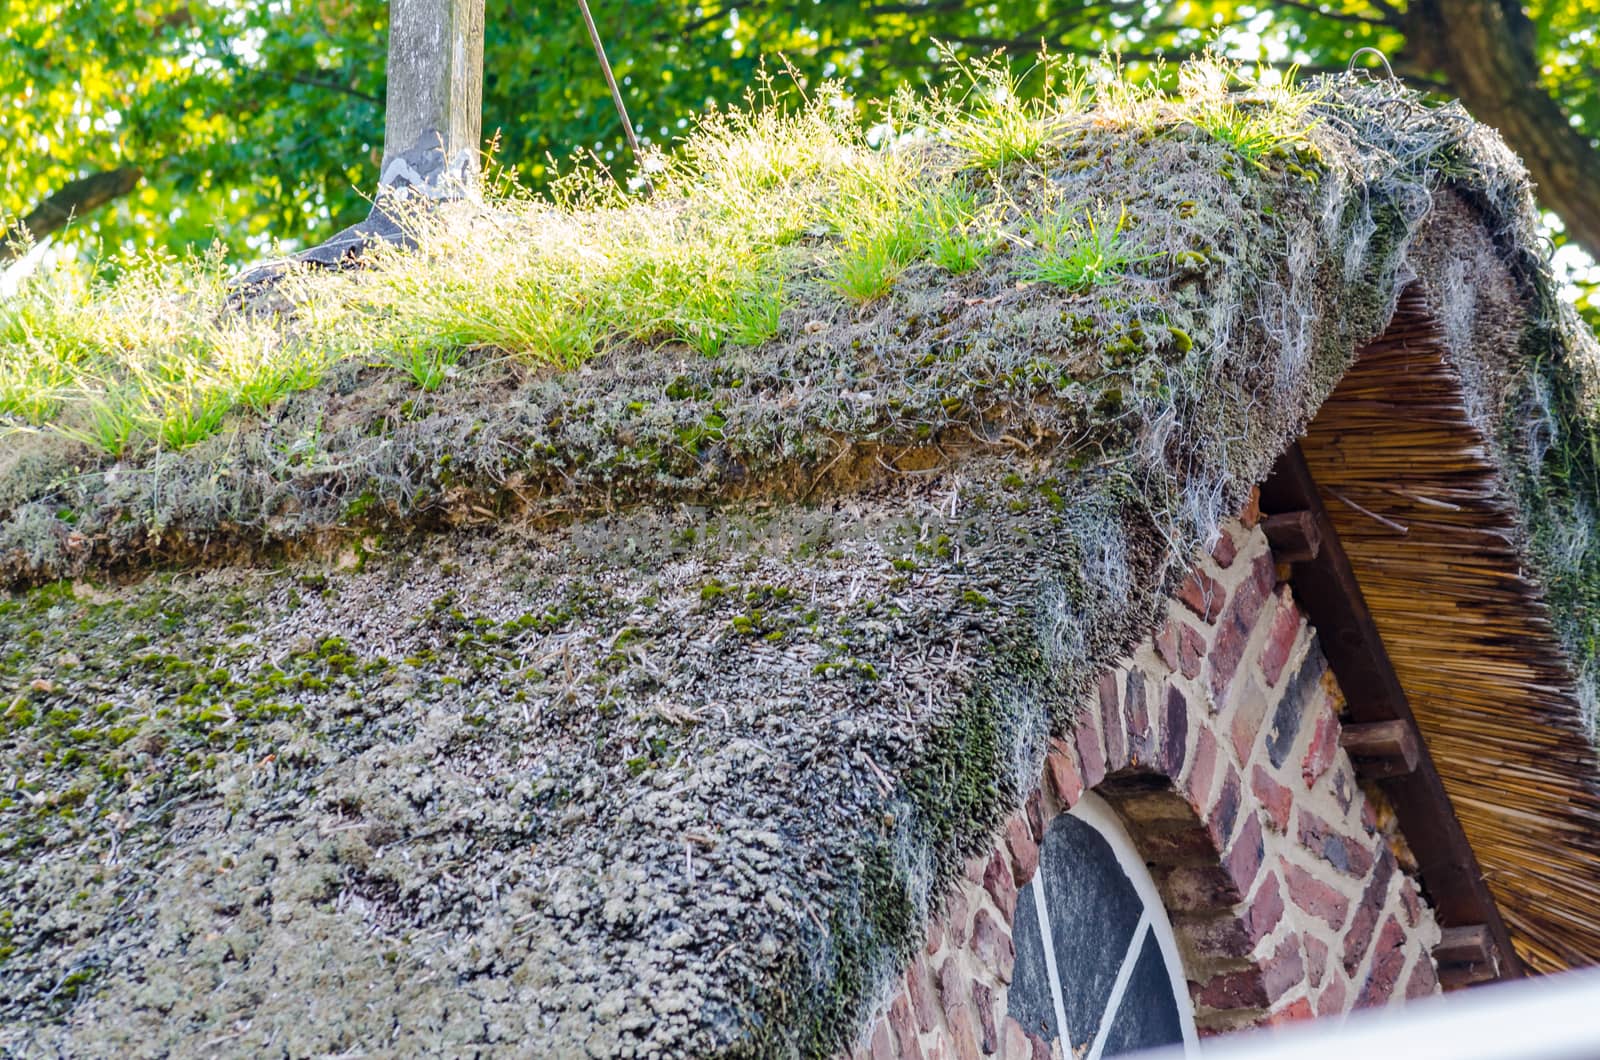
[920,185,996,275]
[931,47,1088,171]
[1180,63,1321,167]
[1021,204,1147,292]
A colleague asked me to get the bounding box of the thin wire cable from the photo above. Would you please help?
[576,0,651,194]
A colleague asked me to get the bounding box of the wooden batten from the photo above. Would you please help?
[1289,286,1600,975]
[1341,721,1421,779]
[1261,510,1322,562]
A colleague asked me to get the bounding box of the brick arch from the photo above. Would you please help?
[853,511,1445,1060]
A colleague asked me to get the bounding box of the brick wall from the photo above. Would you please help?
[851,507,1442,1060]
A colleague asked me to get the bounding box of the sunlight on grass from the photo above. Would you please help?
[1022,203,1151,292]
[0,51,1326,458]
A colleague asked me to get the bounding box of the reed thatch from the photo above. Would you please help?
[1302,199,1600,974]
[2,74,1600,1057]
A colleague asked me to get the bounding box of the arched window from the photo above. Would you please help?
[1007,793,1200,1058]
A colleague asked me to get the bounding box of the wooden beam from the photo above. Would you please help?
[1261,510,1322,562]
[1261,444,1521,984]
[1435,925,1501,989]
[1341,720,1421,779]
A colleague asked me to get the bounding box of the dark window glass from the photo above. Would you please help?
[1005,804,1191,1058]
[1101,932,1185,1057]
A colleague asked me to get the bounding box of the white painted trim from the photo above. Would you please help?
[1070,792,1202,1056]
[1030,871,1076,1047]
[1087,911,1152,1060]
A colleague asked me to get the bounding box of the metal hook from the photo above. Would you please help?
[1347,47,1397,81]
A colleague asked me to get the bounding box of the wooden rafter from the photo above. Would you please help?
[1261,444,1521,987]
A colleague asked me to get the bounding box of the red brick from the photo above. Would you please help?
[1213,531,1239,568]
[1208,613,1251,704]
[1207,765,1242,848]
[1355,917,1408,1008]
[1046,741,1084,808]
[1099,671,1127,771]
[1241,488,1261,528]
[1301,710,1341,788]
[1316,975,1347,1017]
[1178,623,1206,680]
[1283,861,1350,930]
[1161,686,1189,777]
[1305,935,1329,989]
[1246,871,1287,943]
[1258,996,1314,1026]
[1297,808,1376,879]
[1262,934,1307,1001]
[948,888,970,949]
[1228,679,1270,764]
[870,1020,896,1060]
[1192,969,1270,1010]
[1342,851,1396,976]
[972,909,1016,984]
[1246,770,1287,836]
[983,851,1018,923]
[1155,618,1183,675]
[1405,954,1440,999]
[1265,652,1327,769]
[1331,764,1356,814]
[1399,880,1423,928]
[1184,725,1220,809]
[890,995,924,1060]
[1179,567,1228,623]
[1226,812,1265,889]
[972,982,999,1055]
[1005,814,1039,888]
[1125,667,1155,767]
[1195,936,1304,1011]
[1075,713,1107,791]
[907,955,939,1034]
[1258,589,1302,686]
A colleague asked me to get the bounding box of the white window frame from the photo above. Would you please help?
[1025,791,1202,1059]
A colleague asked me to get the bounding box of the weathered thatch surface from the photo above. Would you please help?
[3,77,1600,1056]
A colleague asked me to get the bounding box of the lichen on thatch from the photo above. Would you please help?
[3,63,1600,1057]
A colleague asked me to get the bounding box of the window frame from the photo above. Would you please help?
[1020,791,1202,1059]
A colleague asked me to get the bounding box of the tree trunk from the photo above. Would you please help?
[1404,0,1600,261]
[377,0,485,194]
[2,167,143,262]
[288,0,486,268]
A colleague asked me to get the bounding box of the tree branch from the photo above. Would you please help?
[1258,0,1399,28]
[256,68,382,104]
[2,166,144,261]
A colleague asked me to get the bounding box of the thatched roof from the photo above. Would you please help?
[3,74,1599,1055]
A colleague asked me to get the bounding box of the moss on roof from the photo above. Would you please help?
[3,64,1600,1056]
